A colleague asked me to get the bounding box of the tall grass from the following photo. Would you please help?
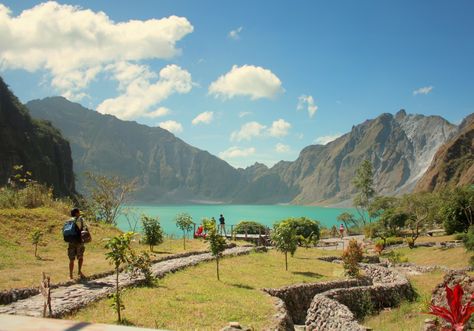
[0,182,71,211]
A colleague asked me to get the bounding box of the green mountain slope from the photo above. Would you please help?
[0,78,75,197]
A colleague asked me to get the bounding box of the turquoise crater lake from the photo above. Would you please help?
[117,205,357,235]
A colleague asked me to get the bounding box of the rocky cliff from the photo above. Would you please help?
[27,97,241,203]
[414,113,474,192]
[234,110,457,205]
[0,78,75,197]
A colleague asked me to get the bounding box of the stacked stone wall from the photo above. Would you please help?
[263,278,371,325]
[305,264,414,330]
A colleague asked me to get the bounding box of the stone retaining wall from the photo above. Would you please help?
[305,264,415,330]
[263,278,372,325]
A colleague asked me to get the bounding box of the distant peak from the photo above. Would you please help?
[395,109,407,120]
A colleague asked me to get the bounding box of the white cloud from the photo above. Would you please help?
[239,111,252,118]
[144,107,170,118]
[296,133,304,140]
[219,146,256,159]
[158,120,183,134]
[97,63,192,120]
[0,2,193,99]
[228,26,243,40]
[230,121,266,142]
[314,133,342,145]
[192,111,214,125]
[297,94,318,117]
[413,86,434,95]
[275,143,290,153]
[268,119,291,138]
[209,65,283,100]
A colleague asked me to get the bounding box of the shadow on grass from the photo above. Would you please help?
[292,271,323,278]
[152,250,173,254]
[228,282,255,290]
[36,256,54,261]
[118,318,135,326]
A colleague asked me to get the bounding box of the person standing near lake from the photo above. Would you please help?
[64,208,86,279]
[339,223,345,238]
[219,214,226,236]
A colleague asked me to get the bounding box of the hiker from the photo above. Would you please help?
[64,208,86,279]
[219,214,226,236]
[339,223,345,238]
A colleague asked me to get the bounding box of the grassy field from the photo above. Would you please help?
[0,207,212,290]
[364,271,444,331]
[395,246,471,269]
[71,248,343,330]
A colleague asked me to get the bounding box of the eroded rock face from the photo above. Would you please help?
[415,113,474,192]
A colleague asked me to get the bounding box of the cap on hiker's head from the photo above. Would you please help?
[71,208,80,217]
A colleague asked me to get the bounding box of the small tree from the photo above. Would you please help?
[206,224,227,280]
[175,213,194,250]
[271,222,298,271]
[352,159,376,225]
[401,193,433,248]
[141,215,164,251]
[128,251,153,285]
[105,232,134,323]
[342,239,363,277]
[30,228,44,258]
[85,172,137,225]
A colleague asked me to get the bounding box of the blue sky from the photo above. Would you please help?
[1,1,473,168]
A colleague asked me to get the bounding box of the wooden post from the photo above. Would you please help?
[230,225,234,241]
[40,272,52,317]
[245,228,248,239]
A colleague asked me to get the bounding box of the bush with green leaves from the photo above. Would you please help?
[271,221,298,271]
[128,251,153,285]
[141,215,163,251]
[382,250,408,264]
[442,186,474,235]
[175,213,194,250]
[234,221,267,235]
[278,217,320,245]
[342,239,363,277]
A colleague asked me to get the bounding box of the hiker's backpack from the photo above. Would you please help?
[63,218,80,243]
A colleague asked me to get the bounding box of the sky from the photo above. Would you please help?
[0,1,473,168]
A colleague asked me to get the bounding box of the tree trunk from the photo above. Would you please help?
[285,252,288,271]
[183,232,186,250]
[150,244,153,252]
[116,268,121,322]
[34,244,38,257]
[216,257,220,281]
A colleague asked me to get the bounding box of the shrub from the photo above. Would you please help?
[382,251,408,264]
[128,251,153,285]
[385,237,404,246]
[406,238,415,249]
[462,226,474,251]
[234,221,267,235]
[279,217,320,245]
[342,239,363,277]
[30,228,44,258]
[141,215,164,251]
[374,242,384,255]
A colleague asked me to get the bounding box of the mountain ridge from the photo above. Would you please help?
[27,96,461,205]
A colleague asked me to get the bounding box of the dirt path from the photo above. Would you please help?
[0,246,257,318]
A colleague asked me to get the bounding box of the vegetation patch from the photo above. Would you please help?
[70,249,343,330]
